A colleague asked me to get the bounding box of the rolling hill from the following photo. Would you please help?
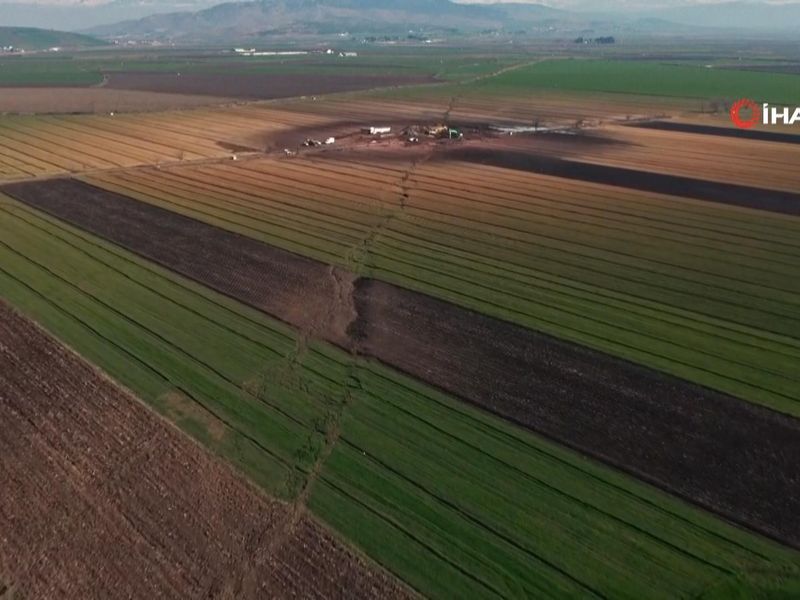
[0,26,107,50]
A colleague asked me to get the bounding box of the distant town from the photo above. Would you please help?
[1,45,63,54]
[232,47,358,57]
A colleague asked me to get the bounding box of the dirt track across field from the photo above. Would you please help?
[103,72,437,100]
[0,300,414,600]
[5,177,800,550]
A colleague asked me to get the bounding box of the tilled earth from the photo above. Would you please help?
[352,279,800,548]
[103,72,437,100]
[5,178,800,549]
[0,301,413,600]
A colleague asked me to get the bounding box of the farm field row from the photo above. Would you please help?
[448,145,800,216]
[0,105,331,181]
[670,112,800,134]
[101,71,437,100]
[286,56,800,129]
[0,88,237,117]
[1,194,799,598]
[0,49,514,88]
[0,300,410,599]
[8,177,800,545]
[286,89,689,128]
[541,124,800,193]
[79,156,800,417]
[476,59,800,106]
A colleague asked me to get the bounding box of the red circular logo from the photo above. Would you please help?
[730,98,759,129]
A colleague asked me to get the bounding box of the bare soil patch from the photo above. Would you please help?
[0,300,413,599]
[5,178,800,549]
[0,88,235,115]
[103,72,437,100]
[1,178,356,345]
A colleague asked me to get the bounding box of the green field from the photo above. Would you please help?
[477,59,800,104]
[84,160,800,418]
[3,44,799,108]
[0,47,518,87]
[1,195,799,597]
[0,56,105,86]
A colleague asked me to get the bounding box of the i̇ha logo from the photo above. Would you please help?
[729,98,759,129]
[730,98,800,129]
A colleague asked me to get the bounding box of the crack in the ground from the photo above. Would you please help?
[343,148,435,278]
[232,355,361,597]
[253,148,435,527]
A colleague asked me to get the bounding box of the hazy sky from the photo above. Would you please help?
[0,0,780,5]
[0,0,795,14]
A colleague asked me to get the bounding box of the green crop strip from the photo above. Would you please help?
[81,159,800,417]
[476,59,800,105]
[1,196,799,598]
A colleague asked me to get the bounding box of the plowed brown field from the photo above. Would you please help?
[282,90,690,128]
[104,72,437,99]
[0,88,235,115]
[530,124,800,193]
[0,106,334,182]
[0,300,413,600]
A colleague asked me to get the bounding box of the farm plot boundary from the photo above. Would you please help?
[5,177,800,549]
[3,196,800,598]
[629,121,800,145]
[0,299,413,600]
[449,147,800,216]
[81,157,800,419]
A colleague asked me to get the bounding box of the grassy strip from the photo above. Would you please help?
[474,59,800,105]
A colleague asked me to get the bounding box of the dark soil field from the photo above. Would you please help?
[630,120,800,144]
[0,300,412,599]
[352,279,800,548]
[5,178,800,549]
[103,72,437,99]
[2,178,357,344]
[448,146,800,216]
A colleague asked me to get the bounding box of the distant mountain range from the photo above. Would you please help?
[0,25,106,49]
[85,0,800,40]
[85,0,569,38]
[643,1,800,31]
[2,0,798,38]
